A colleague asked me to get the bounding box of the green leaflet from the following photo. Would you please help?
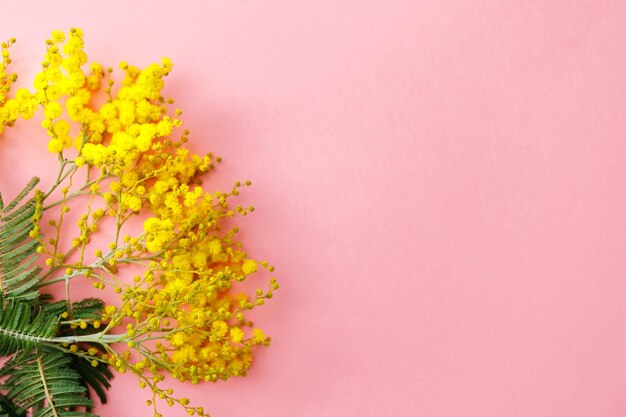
[0,301,59,356]
[0,177,42,303]
[41,299,115,407]
[0,299,114,416]
[70,355,114,408]
[0,392,25,417]
[0,179,113,417]
[42,299,105,322]
[0,347,96,417]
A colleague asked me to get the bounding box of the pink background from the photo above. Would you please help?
[2,1,626,416]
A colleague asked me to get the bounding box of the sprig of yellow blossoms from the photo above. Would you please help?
[0,28,277,417]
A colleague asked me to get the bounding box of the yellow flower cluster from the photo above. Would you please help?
[0,29,278,417]
[0,38,38,133]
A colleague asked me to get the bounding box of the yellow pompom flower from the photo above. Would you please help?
[241,259,258,275]
[229,327,244,344]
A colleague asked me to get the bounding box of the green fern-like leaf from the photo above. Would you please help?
[0,347,97,417]
[0,392,25,417]
[0,178,109,417]
[41,298,103,322]
[0,177,42,302]
[0,301,59,356]
[38,298,114,407]
[70,355,114,408]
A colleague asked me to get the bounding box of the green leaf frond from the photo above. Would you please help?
[0,301,59,356]
[42,298,103,321]
[0,347,97,417]
[41,299,114,407]
[0,177,42,302]
[0,392,25,417]
[70,354,114,408]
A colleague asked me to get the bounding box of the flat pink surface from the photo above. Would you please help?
[2,1,626,416]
